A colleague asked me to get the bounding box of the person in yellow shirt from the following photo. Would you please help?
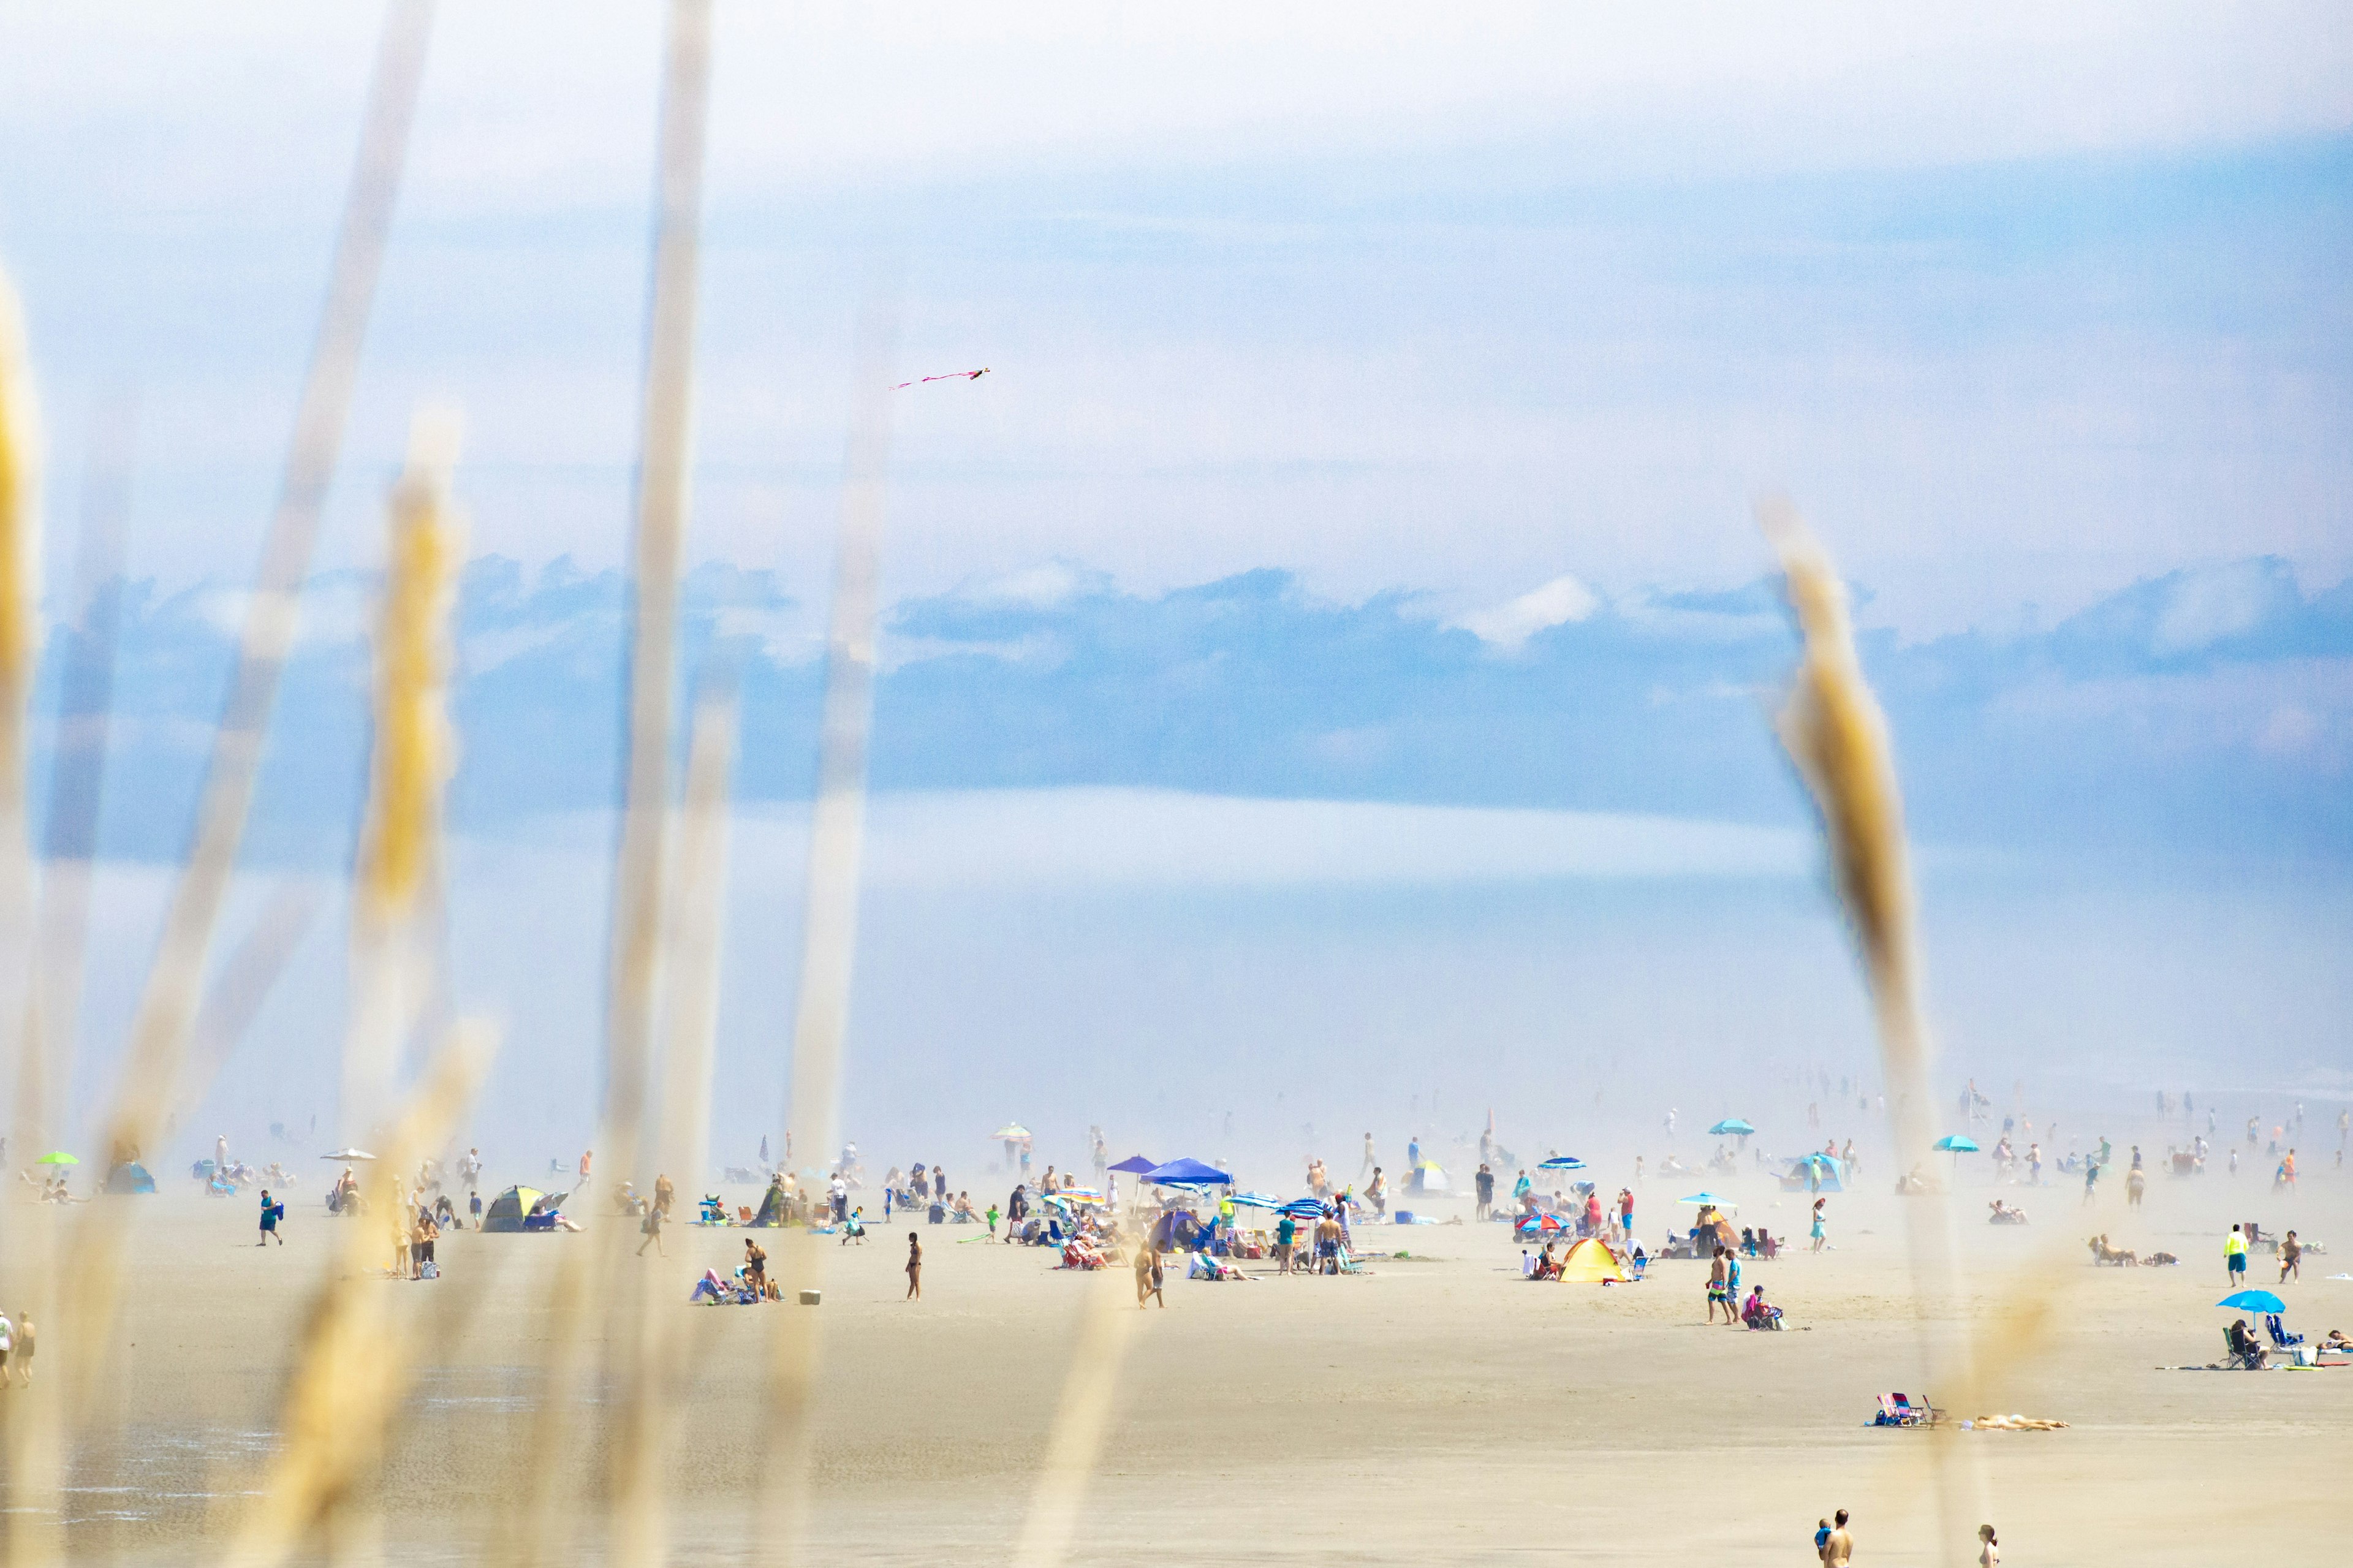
[2224,1223,2248,1286]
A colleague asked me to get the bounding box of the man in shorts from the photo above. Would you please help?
[1273,1211,1297,1274]
[1707,1246,1730,1322]
[2226,1223,2248,1285]
[1823,1508,1854,1566]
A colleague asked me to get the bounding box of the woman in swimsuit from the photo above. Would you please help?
[905,1232,922,1300]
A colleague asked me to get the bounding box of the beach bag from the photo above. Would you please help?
[642,1211,659,1235]
[420,1260,439,1279]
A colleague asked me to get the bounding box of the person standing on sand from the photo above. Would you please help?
[1707,1246,1729,1322]
[905,1232,922,1300]
[2226,1223,2248,1285]
[579,1149,593,1186]
[1362,1132,1376,1181]
[1976,1523,1999,1567]
[1474,1164,1494,1222]
[1136,1244,1164,1309]
[1824,1509,1854,1566]
[1810,1199,1828,1254]
[1618,1187,1635,1241]
[259,1189,283,1246]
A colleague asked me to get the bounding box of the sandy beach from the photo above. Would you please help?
[13,1151,2345,1566]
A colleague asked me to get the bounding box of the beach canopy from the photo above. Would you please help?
[1144,1157,1232,1187]
[321,1148,377,1161]
[35,1151,77,1165]
[1678,1192,1732,1206]
[2218,1289,2287,1314]
[1537,1155,1585,1170]
[1107,1154,1158,1176]
[1708,1119,1755,1136]
[992,1124,1031,1140]
[1556,1237,1631,1284]
[1933,1134,1979,1153]
[1229,1192,1283,1210]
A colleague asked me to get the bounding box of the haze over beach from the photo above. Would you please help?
[0,4,2348,1565]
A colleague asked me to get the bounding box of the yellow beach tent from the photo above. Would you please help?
[1556,1237,1630,1283]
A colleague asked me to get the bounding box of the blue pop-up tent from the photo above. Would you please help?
[1144,1157,1232,1187]
[1107,1154,1158,1176]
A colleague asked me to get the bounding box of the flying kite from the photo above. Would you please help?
[893,368,990,388]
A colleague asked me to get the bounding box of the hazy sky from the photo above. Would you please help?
[3,4,2347,1178]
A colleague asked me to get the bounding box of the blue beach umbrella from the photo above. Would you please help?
[1678,1192,1732,1207]
[1279,1199,1328,1219]
[1933,1135,1979,1153]
[1537,1155,1585,1170]
[2218,1289,2286,1314]
[1708,1119,1754,1137]
[1229,1192,1283,1210]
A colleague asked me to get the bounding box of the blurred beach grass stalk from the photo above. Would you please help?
[0,261,61,1568]
[55,0,436,1444]
[1762,497,1984,1562]
[759,289,897,1564]
[499,4,711,1562]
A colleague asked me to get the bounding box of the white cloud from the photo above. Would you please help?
[1453,574,1600,652]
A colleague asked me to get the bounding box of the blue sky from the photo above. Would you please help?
[4,3,2348,1173]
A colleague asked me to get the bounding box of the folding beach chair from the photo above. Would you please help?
[2224,1327,2264,1369]
[1890,1393,1943,1426]
[2264,1314,2303,1349]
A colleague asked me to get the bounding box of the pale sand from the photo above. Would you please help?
[11,1160,2346,1564]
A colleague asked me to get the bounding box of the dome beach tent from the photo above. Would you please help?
[104,1162,156,1194]
[483,1185,566,1232]
[1556,1237,1631,1283]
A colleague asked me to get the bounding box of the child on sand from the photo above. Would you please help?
[905,1232,922,1300]
[1135,1244,1164,1308]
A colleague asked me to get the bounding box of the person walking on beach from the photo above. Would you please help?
[2226,1223,2248,1284]
[1707,1246,1730,1322]
[1976,1523,1999,1567]
[10,1314,31,1386]
[2081,1159,2099,1205]
[258,1189,283,1246]
[1474,1164,1495,1222]
[1618,1187,1634,1241]
[579,1149,593,1186]
[1810,1198,1828,1254]
[636,1199,665,1257]
[1135,1244,1164,1308]
[1361,1132,1376,1181]
[904,1232,922,1300]
[2279,1230,2302,1282]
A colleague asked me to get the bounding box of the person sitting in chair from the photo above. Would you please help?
[1741,1284,1783,1328]
[2226,1317,2269,1368]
